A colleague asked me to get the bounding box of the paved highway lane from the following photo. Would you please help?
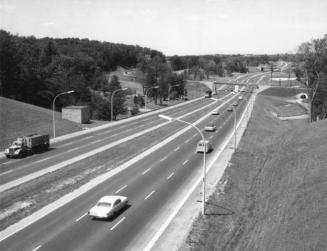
[0,96,226,188]
[0,92,251,251]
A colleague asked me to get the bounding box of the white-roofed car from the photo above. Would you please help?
[238,96,243,100]
[211,109,220,115]
[88,195,128,219]
[204,123,216,132]
[196,140,213,153]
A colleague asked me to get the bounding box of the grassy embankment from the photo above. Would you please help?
[181,87,327,250]
[0,97,83,150]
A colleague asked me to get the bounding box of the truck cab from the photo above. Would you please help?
[4,138,28,158]
[4,134,49,158]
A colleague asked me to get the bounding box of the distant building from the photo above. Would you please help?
[62,106,90,124]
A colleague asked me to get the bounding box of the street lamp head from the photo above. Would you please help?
[158,114,173,121]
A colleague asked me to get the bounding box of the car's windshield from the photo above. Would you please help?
[97,202,112,207]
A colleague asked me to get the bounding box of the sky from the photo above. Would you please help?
[1,0,326,55]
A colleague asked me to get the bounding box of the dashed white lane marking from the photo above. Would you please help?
[174,146,180,152]
[185,139,190,143]
[31,245,42,251]
[1,161,11,165]
[91,139,103,144]
[66,147,80,153]
[159,156,167,162]
[34,157,51,163]
[193,133,197,137]
[182,159,189,165]
[75,213,87,222]
[144,190,155,200]
[110,217,126,231]
[61,136,94,147]
[61,141,78,147]
[167,172,174,180]
[0,170,14,176]
[209,135,214,139]
[115,185,127,194]
[142,168,151,175]
[111,133,118,137]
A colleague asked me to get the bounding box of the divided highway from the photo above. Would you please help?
[0,87,252,251]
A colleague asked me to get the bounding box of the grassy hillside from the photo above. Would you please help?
[260,86,306,97]
[0,97,83,150]
[181,91,327,250]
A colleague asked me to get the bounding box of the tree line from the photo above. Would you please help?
[168,54,297,80]
[294,35,327,121]
[0,29,173,120]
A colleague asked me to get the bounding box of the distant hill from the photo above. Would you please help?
[0,97,83,150]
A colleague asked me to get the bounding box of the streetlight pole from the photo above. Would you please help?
[232,106,236,152]
[111,88,128,121]
[158,114,207,216]
[52,90,75,138]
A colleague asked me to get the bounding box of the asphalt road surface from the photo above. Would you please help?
[0,87,252,251]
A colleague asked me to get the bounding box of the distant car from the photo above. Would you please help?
[232,102,238,106]
[205,123,216,132]
[227,107,233,112]
[211,109,220,115]
[238,96,243,100]
[88,195,128,219]
[196,140,213,153]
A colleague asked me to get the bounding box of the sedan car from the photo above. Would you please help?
[205,123,216,132]
[88,195,128,219]
[211,109,220,115]
[227,107,233,112]
[196,140,213,153]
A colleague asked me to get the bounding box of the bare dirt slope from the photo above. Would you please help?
[181,94,327,250]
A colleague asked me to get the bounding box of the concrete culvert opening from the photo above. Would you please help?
[296,93,308,99]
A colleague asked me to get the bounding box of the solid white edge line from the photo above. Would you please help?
[166,173,174,180]
[143,92,255,251]
[144,190,155,200]
[75,213,87,222]
[110,217,126,231]
[115,185,128,194]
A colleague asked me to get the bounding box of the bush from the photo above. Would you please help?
[130,106,139,116]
